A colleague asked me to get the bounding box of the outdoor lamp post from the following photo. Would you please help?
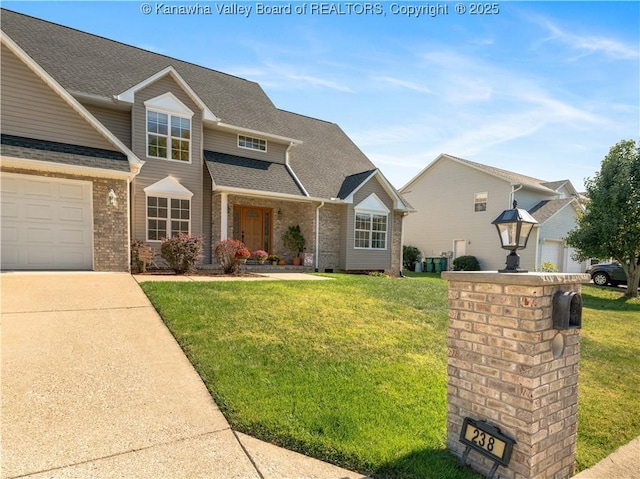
[491,200,538,273]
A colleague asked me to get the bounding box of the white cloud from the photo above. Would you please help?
[288,74,354,92]
[374,76,433,94]
[536,17,638,60]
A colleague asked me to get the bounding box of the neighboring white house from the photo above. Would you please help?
[400,154,588,273]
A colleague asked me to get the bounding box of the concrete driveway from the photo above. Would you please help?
[1,272,365,479]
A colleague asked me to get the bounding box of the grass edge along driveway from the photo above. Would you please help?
[140,274,640,479]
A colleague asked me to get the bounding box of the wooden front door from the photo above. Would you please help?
[234,206,272,252]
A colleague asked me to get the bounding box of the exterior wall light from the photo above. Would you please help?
[491,200,538,273]
[107,188,118,207]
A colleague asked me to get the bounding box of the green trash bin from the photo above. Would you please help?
[434,257,442,273]
[425,258,434,272]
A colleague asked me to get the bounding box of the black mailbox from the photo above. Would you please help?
[552,291,582,330]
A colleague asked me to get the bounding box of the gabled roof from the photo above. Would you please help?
[337,170,378,199]
[1,26,144,175]
[204,151,306,197]
[528,198,577,224]
[0,9,290,138]
[401,153,563,195]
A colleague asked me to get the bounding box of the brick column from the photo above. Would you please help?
[442,272,589,479]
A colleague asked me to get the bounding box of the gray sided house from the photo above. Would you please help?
[1,9,409,274]
[400,154,587,273]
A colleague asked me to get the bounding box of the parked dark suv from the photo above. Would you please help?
[586,262,627,286]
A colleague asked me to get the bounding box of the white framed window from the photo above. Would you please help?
[144,176,194,242]
[355,212,387,249]
[147,110,191,162]
[474,192,488,212]
[238,134,267,152]
[146,196,191,241]
[353,193,391,250]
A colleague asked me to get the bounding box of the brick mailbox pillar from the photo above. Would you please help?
[441,272,590,479]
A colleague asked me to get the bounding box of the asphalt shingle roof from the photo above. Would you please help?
[1,134,130,172]
[528,198,575,224]
[204,151,306,197]
[278,110,379,199]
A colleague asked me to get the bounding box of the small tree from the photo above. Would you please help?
[213,238,244,275]
[565,139,640,297]
[282,225,306,258]
[160,233,203,274]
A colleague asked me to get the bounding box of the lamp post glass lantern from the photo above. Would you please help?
[492,200,538,273]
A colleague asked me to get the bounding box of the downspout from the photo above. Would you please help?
[127,177,132,272]
[315,201,325,271]
[509,184,523,207]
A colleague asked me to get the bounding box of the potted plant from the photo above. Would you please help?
[281,225,306,265]
[267,254,280,266]
[251,250,269,264]
[235,247,251,263]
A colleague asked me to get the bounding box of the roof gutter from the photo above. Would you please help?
[0,155,135,180]
[213,185,343,204]
[213,122,303,146]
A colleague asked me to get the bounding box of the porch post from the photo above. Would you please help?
[220,192,228,241]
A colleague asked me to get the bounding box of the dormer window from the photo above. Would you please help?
[145,93,193,162]
[238,135,266,152]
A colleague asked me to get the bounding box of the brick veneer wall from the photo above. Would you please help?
[2,167,130,272]
[442,272,590,479]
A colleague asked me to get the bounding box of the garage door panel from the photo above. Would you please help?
[26,226,55,243]
[25,203,54,221]
[2,224,19,242]
[1,177,20,195]
[59,183,86,200]
[2,200,19,219]
[59,205,88,222]
[58,228,88,245]
[1,174,93,270]
[23,179,53,197]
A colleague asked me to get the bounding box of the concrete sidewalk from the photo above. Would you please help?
[133,271,333,283]
[0,272,363,479]
[572,436,640,479]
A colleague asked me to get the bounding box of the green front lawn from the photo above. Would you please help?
[140,274,640,479]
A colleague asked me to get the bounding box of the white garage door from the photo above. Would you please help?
[1,173,93,270]
[541,240,563,272]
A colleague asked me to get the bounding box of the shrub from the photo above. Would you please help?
[213,239,244,274]
[403,245,423,270]
[160,233,203,274]
[131,239,145,271]
[540,262,559,272]
[452,255,481,271]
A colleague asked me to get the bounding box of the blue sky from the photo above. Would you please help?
[4,1,639,191]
